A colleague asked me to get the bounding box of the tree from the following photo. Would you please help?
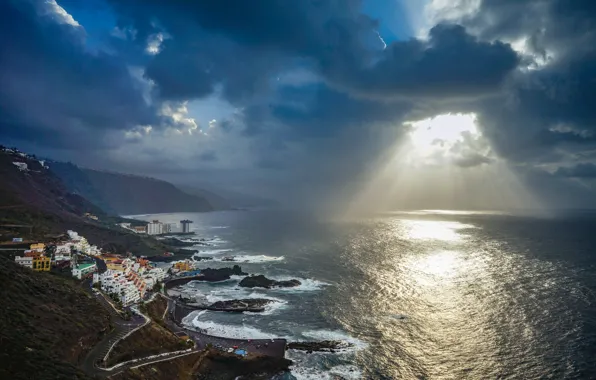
[152,281,161,292]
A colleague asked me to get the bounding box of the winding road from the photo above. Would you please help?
[80,277,286,378]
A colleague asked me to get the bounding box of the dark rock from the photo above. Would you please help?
[207,298,274,312]
[193,256,213,261]
[239,275,301,289]
[287,340,353,352]
[160,238,195,247]
[194,348,292,379]
[200,265,247,282]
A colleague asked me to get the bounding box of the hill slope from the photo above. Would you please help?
[83,169,214,215]
[0,255,111,380]
[0,147,175,256]
[50,161,218,215]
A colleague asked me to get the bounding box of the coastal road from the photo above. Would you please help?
[81,281,148,377]
[81,278,287,378]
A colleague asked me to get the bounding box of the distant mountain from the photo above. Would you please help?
[50,162,218,215]
[0,146,185,256]
[178,183,279,209]
[0,147,106,219]
[177,185,231,210]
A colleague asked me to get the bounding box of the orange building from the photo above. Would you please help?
[24,250,42,257]
[136,258,150,268]
[32,256,51,271]
[174,261,193,272]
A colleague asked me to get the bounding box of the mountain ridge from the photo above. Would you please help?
[50,162,220,215]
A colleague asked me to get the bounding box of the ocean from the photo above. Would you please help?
[132,209,596,379]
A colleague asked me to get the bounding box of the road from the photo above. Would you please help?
[81,281,148,377]
[80,279,287,378]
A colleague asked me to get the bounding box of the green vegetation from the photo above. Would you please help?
[105,322,188,367]
[0,255,111,380]
[145,294,168,328]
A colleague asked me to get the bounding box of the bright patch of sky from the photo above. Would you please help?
[361,0,418,43]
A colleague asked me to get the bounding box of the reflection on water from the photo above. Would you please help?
[135,210,596,379]
[409,250,460,278]
[402,219,474,242]
[331,213,595,379]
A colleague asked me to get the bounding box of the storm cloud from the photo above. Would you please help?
[2,0,596,207]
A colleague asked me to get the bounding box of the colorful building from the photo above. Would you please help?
[133,226,146,233]
[32,256,51,271]
[72,262,97,279]
[106,260,125,271]
[173,260,193,272]
[24,250,42,257]
[15,256,33,269]
[30,243,45,252]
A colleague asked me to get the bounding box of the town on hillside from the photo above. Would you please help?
[13,229,201,308]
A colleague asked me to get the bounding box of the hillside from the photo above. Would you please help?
[50,161,218,215]
[0,147,174,256]
[0,255,111,380]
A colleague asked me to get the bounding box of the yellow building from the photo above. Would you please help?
[30,243,45,252]
[174,261,192,272]
[106,261,125,271]
[32,256,51,271]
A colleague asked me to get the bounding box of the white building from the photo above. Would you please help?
[55,243,72,255]
[162,223,176,234]
[72,262,97,279]
[147,220,163,235]
[67,230,81,241]
[15,256,33,269]
[99,270,141,306]
[139,267,167,290]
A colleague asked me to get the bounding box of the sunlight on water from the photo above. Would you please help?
[403,219,474,241]
[410,250,460,278]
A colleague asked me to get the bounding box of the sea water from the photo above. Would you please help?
[132,209,596,379]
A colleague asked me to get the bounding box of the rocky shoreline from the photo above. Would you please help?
[287,340,354,353]
[239,274,301,289]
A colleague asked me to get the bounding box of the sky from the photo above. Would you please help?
[1,0,596,212]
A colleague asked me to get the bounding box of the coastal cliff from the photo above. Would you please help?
[50,161,218,215]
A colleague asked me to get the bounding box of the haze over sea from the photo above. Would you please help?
[133,209,596,379]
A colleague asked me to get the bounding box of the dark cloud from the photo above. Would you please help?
[0,0,155,149]
[555,163,596,179]
[106,0,518,105]
[325,24,519,99]
[456,0,596,165]
[270,84,413,138]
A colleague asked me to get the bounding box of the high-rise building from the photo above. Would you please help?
[147,220,163,235]
[162,223,176,234]
[180,220,193,233]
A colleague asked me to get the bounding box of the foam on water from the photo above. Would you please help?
[210,226,229,229]
[286,350,363,380]
[299,329,368,352]
[209,237,227,245]
[289,365,363,380]
[269,277,330,292]
[205,287,289,315]
[189,315,277,340]
[192,248,234,256]
[211,255,285,263]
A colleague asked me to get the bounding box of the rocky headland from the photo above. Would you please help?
[239,275,301,289]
